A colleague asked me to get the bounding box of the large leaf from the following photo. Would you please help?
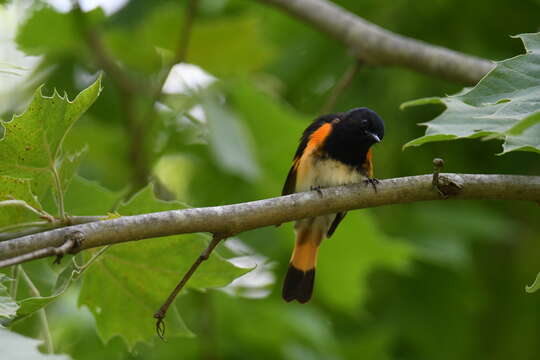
[0,326,71,360]
[78,185,251,349]
[403,33,540,154]
[0,76,102,202]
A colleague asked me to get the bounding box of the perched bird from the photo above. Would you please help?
[281,107,385,303]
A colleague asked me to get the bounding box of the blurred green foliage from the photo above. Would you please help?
[1,0,540,359]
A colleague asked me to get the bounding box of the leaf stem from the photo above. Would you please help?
[9,265,20,298]
[0,199,52,219]
[18,266,54,354]
[51,165,66,220]
[0,221,49,234]
[76,245,110,272]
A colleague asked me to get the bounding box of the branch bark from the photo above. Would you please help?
[256,0,494,85]
[1,174,539,268]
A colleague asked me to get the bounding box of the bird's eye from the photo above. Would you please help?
[360,119,369,127]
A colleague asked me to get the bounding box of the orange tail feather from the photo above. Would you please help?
[282,229,322,303]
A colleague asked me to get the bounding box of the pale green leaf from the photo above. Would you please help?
[0,274,18,323]
[63,176,122,216]
[190,17,274,75]
[403,32,540,153]
[202,93,261,181]
[6,262,80,325]
[0,76,102,199]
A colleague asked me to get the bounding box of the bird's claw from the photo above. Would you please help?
[363,178,379,193]
[310,185,324,197]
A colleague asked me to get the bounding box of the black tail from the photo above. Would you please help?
[282,265,315,303]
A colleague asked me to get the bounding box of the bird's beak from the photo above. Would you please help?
[367,132,381,143]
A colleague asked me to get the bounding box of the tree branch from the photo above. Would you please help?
[0,173,539,268]
[256,0,494,85]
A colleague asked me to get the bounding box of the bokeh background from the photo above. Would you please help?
[2,0,540,359]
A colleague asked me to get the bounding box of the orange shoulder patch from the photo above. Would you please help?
[305,123,332,154]
[293,122,333,192]
[363,148,374,178]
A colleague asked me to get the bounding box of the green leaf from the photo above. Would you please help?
[399,97,444,110]
[0,326,71,360]
[17,6,81,55]
[105,2,180,74]
[78,184,251,349]
[16,6,103,58]
[317,212,412,312]
[403,32,540,154]
[0,274,18,323]
[190,17,274,75]
[59,147,87,192]
[63,176,122,216]
[0,175,42,227]
[9,263,79,325]
[202,91,261,181]
[0,76,101,202]
[503,122,540,154]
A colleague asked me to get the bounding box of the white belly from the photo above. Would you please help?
[295,157,364,192]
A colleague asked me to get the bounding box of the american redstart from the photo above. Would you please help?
[281,107,385,303]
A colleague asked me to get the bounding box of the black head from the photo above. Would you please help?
[321,107,384,168]
[338,107,385,145]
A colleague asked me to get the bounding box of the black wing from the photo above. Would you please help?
[281,165,297,195]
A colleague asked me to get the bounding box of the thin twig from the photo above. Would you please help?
[320,59,362,114]
[128,0,201,193]
[143,0,200,119]
[51,165,66,220]
[154,233,228,339]
[0,231,84,268]
[73,3,137,95]
[74,4,149,191]
[176,0,199,64]
[0,216,104,242]
[19,266,54,354]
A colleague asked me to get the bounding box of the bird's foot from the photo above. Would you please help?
[363,178,379,193]
[310,185,324,197]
